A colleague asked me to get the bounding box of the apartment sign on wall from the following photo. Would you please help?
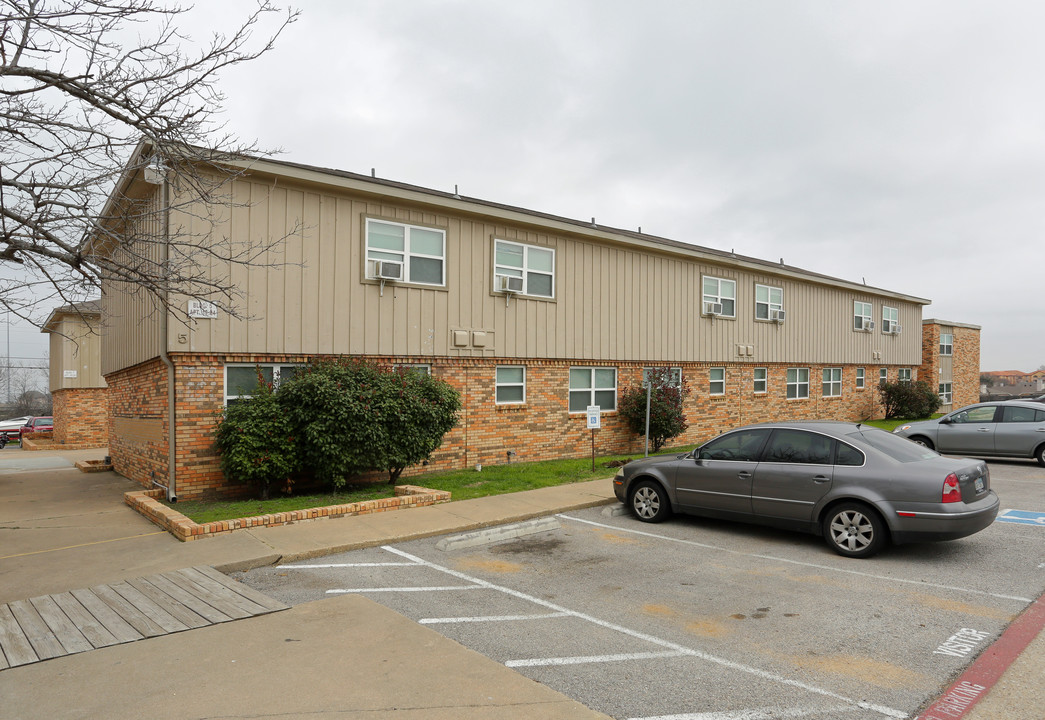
[187,299,218,320]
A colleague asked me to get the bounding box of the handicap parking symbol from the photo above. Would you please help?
[996,509,1045,526]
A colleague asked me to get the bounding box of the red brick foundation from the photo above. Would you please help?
[107,353,901,501]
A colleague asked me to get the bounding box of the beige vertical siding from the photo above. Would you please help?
[48,317,105,390]
[105,170,926,371]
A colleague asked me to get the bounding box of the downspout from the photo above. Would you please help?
[159,169,177,502]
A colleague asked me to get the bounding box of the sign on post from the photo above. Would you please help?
[586,406,601,429]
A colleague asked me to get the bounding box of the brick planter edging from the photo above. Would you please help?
[125,485,452,542]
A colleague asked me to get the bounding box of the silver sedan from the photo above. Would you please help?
[613,421,999,559]
[893,400,1045,467]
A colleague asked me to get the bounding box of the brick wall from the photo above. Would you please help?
[52,387,109,446]
[107,353,903,501]
[952,326,981,408]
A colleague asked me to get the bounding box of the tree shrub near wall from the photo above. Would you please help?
[879,380,942,420]
[382,368,461,484]
[214,374,295,500]
[618,367,690,453]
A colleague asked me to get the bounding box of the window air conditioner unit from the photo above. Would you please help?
[894,324,902,334]
[371,260,403,281]
[860,318,874,332]
[499,275,524,293]
[704,301,723,316]
[770,309,786,323]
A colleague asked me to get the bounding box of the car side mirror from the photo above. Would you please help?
[939,417,951,425]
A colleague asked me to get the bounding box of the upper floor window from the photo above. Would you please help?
[854,301,873,331]
[822,368,842,397]
[496,366,526,404]
[755,284,783,321]
[366,219,445,286]
[494,239,555,298]
[787,368,809,399]
[703,276,736,317]
[882,306,900,334]
[569,367,616,413]
[940,333,953,356]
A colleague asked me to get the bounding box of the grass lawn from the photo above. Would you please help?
[860,415,941,432]
[165,446,696,524]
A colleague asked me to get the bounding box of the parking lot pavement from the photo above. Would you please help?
[237,460,1045,720]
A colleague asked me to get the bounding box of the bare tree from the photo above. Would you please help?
[0,0,298,327]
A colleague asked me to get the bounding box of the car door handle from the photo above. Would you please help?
[738,471,752,479]
[812,475,830,483]
[1036,428,1045,432]
[977,428,992,432]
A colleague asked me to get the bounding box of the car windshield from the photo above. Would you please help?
[848,428,939,463]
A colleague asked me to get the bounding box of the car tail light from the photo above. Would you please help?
[942,473,962,503]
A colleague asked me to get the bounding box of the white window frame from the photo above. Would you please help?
[569,367,617,413]
[702,276,736,318]
[854,301,873,330]
[856,367,865,390]
[879,367,888,386]
[755,284,783,321]
[898,368,912,384]
[882,306,899,333]
[709,367,725,396]
[392,364,431,377]
[493,239,555,298]
[365,218,446,287]
[939,382,953,404]
[224,363,302,405]
[495,365,526,405]
[642,367,682,387]
[787,368,809,399]
[940,333,953,356]
[822,368,842,397]
[753,367,768,394]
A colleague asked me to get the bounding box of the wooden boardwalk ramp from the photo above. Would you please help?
[0,566,288,670]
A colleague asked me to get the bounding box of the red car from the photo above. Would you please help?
[19,416,54,440]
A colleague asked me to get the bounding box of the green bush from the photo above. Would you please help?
[878,380,942,419]
[381,368,461,484]
[214,371,296,499]
[276,358,389,487]
[618,367,690,453]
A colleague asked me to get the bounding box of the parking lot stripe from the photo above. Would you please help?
[506,650,688,667]
[630,704,857,720]
[282,562,420,569]
[381,546,907,719]
[559,514,1033,604]
[420,612,569,624]
[326,585,481,594]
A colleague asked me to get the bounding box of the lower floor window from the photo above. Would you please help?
[496,366,526,404]
[753,367,767,394]
[822,368,842,397]
[898,368,912,384]
[939,383,952,404]
[709,367,725,395]
[856,368,865,389]
[787,368,810,399]
[225,364,302,405]
[569,367,617,412]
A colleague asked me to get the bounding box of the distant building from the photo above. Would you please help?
[42,301,108,448]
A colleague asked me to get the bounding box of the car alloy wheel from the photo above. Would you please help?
[1036,444,1045,468]
[910,437,934,451]
[824,503,885,558]
[630,481,670,523]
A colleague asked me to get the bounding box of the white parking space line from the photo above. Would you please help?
[630,705,856,720]
[283,562,421,568]
[381,546,907,719]
[506,650,688,667]
[326,585,482,594]
[559,514,1033,604]
[420,612,569,625]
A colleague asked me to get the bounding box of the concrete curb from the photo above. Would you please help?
[435,516,562,551]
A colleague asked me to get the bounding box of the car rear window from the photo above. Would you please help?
[848,428,938,463]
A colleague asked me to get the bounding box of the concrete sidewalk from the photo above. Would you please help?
[1,448,1043,719]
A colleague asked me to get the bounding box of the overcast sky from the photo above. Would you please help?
[13,0,1045,374]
